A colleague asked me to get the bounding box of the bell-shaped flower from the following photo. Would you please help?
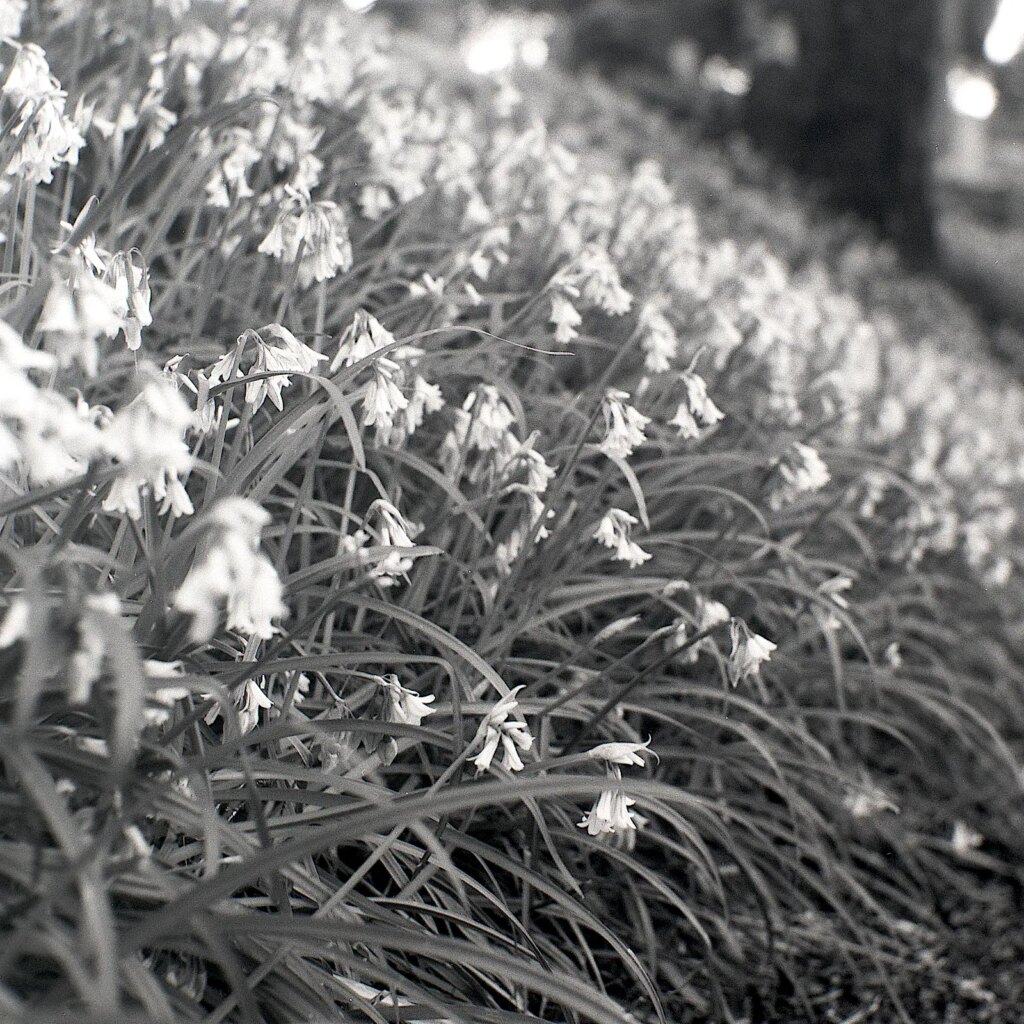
[727,617,777,686]
[599,389,649,460]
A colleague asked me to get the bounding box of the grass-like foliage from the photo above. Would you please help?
[1,2,1023,1022]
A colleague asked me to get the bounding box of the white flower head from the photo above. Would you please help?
[639,303,678,373]
[549,291,582,346]
[593,508,652,568]
[771,441,831,509]
[557,244,632,316]
[174,497,287,642]
[951,820,983,856]
[244,323,328,412]
[362,358,409,442]
[587,739,652,768]
[236,678,274,735]
[367,499,423,586]
[259,188,352,288]
[471,686,533,774]
[100,375,194,520]
[105,250,153,352]
[578,788,639,836]
[378,674,436,727]
[728,617,777,686]
[844,781,899,819]
[330,309,396,371]
[599,389,650,460]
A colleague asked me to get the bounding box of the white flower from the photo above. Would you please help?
[639,304,678,373]
[204,127,260,208]
[728,618,777,686]
[403,375,444,434]
[362,358,409,441]
[0,1,26,38]
[883,642,903,669]
[236,679,274,735]
[408,272,445,298]
[844,782,899,819]
[368,499,421,586]
[7,90,86,183]
[174,497,287,642]
[258,188,352,288]
[951,820,983,856]
[98,250,152,352]
[668,402,700,440]
[378,674,436,727]
[557,245,632,315]
[471,686,534,774]
[578,788,638,836]
[38,263,124,375]
[771,441,831,509]
[244,323,327,412]
[0,598,30,648]
[679,371,725,426]
[593,508,652,568]
[330,309,396,371]
[459,385,516,454]
[696,595,731,630]
[100,375,193,519]
[549,292,582,346]
[587,739,652,767]
[599,389,650,460]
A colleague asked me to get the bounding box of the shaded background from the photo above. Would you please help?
[377,0,1024,329]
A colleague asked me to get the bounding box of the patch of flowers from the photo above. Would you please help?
[0,4,1022,1023]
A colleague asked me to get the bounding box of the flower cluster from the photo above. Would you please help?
[174,497,288,641]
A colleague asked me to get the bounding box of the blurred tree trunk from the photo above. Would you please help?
[782,0,941,264]
[555,0,943,264]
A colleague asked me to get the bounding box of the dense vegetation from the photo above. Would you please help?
[1,2,1022,1022]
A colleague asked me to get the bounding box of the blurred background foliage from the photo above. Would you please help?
[381,0,1024,327]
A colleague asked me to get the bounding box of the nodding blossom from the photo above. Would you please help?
[0,0,25,36]
[258,187,353,288]
[771,441,831,510]
[367,499,419,586]
[578,788,639,837]
[235,679,274,736]
[40,241,154,359]
[105,250,153,352]
[378,674,436,727]
[204,126,260,208]
[951,820,984,857]
[727,617,777,687]
[100,375,194,519]
[2,43,86,184]
[361,358,409,440]
[844,781,899,819]
[599,388,650,460]
[442,386,517,470]
[330,309,397,371]
[593,508,652,568]
[669,370,724,439]
[549,291,582,346]
[243,323,328,412]
[587,739,652,767]
[0,319,106,485]
[174,497,288,643]
[553,244,633,316]
[638,303,678,373]
[471,686,534,774]
[38,260,124,375]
